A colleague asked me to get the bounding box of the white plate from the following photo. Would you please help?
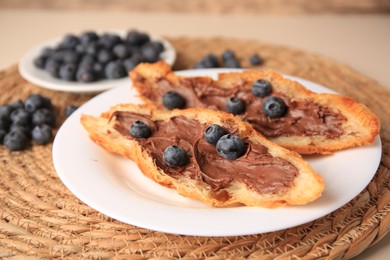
[52,69,382,236]
[18,30,176,93]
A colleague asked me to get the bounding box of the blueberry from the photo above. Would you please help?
[75,43,87,53]
[113,44,131,59]
[0,129,6,144]
[216,134,246,160]
[25,94,52,113]
[92,62,104,78]
[250,54,263,66]
[51,50,68,63]
[10,108,30,126]
[225,97,245,115]
[149,41,164,53]
[32,124,53,145]
[97,49,114,64]
[99,33,122,49]
[79,54,96,68]
[65,105,78,117]
[62,50,80,64]
[204,124,227,145]
[80,31,99,45]
[41,47,54,58]
[123,55,143,71]
[163,145,189,167]
[76,67,96,82]
[221,49,241,68]
[195,54,219,69]
[202,54,219,68]
[0,105,12,121]
[126,30,150,46]
[222,49,236,62]
[9,124,31,139]
[44,59,61,78]
[262,96,287,118]
[141,43,161,63]
[59,63,77,81]
[34,55,47,69]
[85,42,102,56]
[32,108,56,127]
[3,130,29,151]
[59,34,79,50]
[130,120,152,138]
[162,91,186,110]
[78,61,92,72]
[104,61,127,79]
[252,79,272,98]
[0,117,10,131]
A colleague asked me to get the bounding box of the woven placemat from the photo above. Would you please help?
[0,37,389,259]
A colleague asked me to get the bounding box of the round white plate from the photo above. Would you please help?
[52,69,382,237]
[18,30,176,93]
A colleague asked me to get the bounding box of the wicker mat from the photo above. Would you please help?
[0,37,389,259]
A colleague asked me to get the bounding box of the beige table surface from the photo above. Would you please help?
[0,10,389,259]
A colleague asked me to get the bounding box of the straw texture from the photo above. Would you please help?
[0,37,389,259]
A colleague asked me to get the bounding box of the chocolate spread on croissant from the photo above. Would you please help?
[133,75,346,138]
[112,112,298,197]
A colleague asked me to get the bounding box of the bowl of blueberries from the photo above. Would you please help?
[18,29,176,93]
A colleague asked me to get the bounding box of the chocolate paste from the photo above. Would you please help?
[134,76,346,138]
[112,112,298,198]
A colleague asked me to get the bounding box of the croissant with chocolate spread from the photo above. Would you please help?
[81,104,324,208]
[130,61,380,154]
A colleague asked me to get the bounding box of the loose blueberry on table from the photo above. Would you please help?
[32,108,56,127]
[194,53,220,69]
[24,94,52,112]
[0,94,57,151]
[194,49,242,69]
[10,108,30,126]
[3,130,29,151]
[32,124,53,145]
[9,124,31,139]
[249,53,263,66]
[194,49,266,69]
[222,50,241,68]
[33,29,166,83]
[221,49,237,63]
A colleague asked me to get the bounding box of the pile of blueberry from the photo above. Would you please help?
[33,30,165,82]
[194,49,263,69]
[0,94,56,151]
